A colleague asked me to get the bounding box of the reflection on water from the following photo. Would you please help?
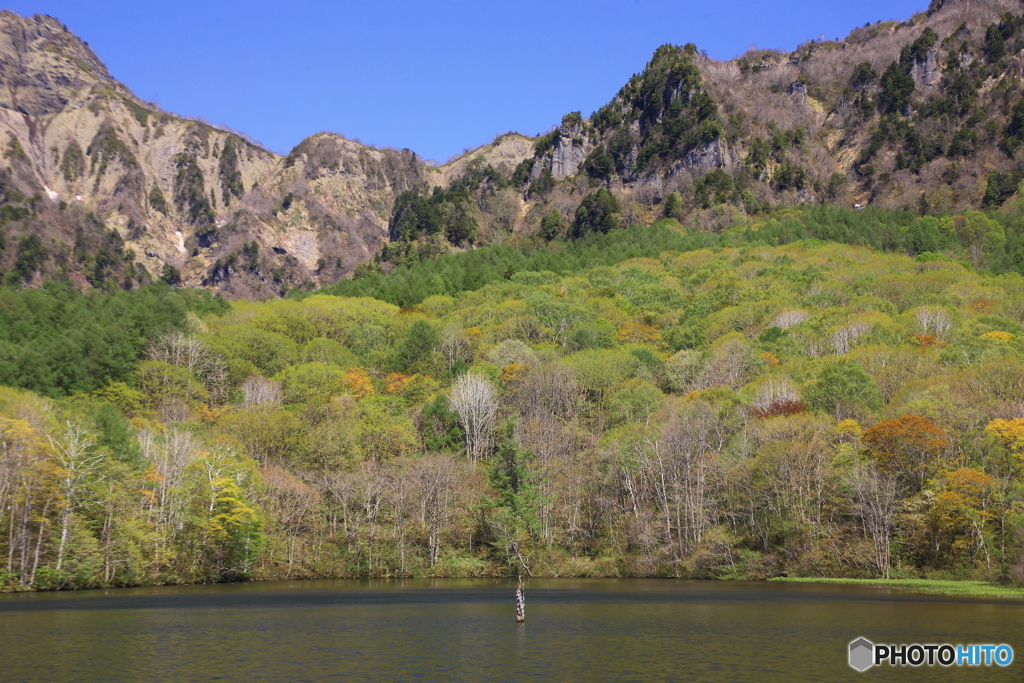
[1,579,1022,682]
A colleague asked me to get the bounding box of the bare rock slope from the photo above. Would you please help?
[0,13,529,297]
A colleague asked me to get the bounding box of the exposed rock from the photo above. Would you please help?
[0,0,1019,298]
[529,120,593,181]
[429,133,532,187]
[0,13,116,116]
[912,47,939,87]
[671,137,735,173]
[550,122,590,179]
[0,10,522,299]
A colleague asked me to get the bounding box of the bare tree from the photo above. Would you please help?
[831,322,872,355]
[915,306,953,340]
[509,364,584,423]
[660,401,731,549]
[241,376,282,409]
[260,465,321,578]
[150,332,228,403]
[752,376,802,415]
[439,325,473,370]
[413,456,458,567]
[773,309,810,329]
[695,337,752,389]
[449,374,498,462]
[49,423,105,577]
[850,462,899,578]
[515,411,580,546]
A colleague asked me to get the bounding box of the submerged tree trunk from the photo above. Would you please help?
[515,575,525,623]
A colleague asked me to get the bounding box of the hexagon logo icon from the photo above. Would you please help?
[849,637,874,672]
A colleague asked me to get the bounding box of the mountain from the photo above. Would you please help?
[0,13,535,297]
[334,0,1024,274]
[1,0,1023,297]
[516,0,1024,220]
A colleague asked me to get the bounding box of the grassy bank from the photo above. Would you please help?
[769,577,1024,599]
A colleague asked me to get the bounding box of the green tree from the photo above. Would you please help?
[134,360,209,410]
[12,234,47,283]
[877,62,915,115]
[850,61,878,89]
[358,396,419,462]
[161,264,181,286]
[421,394,464,451]
[664,191,683,219]
[539,209,561,241]
[397,319,440,373]
[571,188,621,237]
[92,402,143,467]
[806,360,883,415]
[528,169,556,198]
[220,408,309,463]
[485,419,542,537]
[172,152,214,226]
[582,145,614,180]
[274,362,346,404]
[694,169,734,207]
[149,185,168,214]
[218,138,244,204]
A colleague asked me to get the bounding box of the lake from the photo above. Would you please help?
[1,578,1022,682]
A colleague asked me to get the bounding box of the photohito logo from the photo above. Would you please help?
[849,637,1013,671]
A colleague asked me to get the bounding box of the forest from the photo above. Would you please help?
[321,202,1024,308]
[3,203,1024,590]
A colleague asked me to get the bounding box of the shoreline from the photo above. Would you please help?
[768,577,1024,599]
[7,574,1024,600]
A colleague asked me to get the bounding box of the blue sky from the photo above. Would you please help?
[6,0,927,161]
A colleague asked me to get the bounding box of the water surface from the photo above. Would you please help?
[1,578,1022,682]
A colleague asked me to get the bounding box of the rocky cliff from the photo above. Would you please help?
[507,0,1024,234]
[0,13,527,297]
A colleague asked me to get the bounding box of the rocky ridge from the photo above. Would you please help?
[0,13,529,297]
[3,1,1024,296]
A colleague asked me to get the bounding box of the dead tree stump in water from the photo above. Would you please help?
[515,575,525,623]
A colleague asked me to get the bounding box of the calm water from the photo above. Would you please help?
[1,578,1022,682]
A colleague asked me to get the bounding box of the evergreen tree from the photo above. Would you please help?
[485,419,542,536]
[571,188,621,237]
[539,209,561,241]
[877,62,915,115]
[397,319,440,373]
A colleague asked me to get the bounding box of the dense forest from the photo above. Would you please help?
[3,203,1024,590]
[6,1,1024,592]
[322,200,1024,308]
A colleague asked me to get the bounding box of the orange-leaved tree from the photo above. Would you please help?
[986,418,1024,454]
[926,468,996,572]
[342,368,375,399]
[862,414,947,493]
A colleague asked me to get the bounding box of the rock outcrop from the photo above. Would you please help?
[550,122,590,179]
[672,137,736,173]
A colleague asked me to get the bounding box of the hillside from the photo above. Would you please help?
[3,1,1024,298]
[3,236,1024,587]
[0,13,518,298]
[371,0,1024,274]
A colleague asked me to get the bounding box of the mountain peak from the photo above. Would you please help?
[0,11,116,116]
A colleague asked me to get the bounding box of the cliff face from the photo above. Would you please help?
[683,0,1024,212]
[513,0,1024,229]
[0,14,115,116]
[0,12,472,297]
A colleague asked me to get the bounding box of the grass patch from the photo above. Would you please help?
[769,577,1024,599]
